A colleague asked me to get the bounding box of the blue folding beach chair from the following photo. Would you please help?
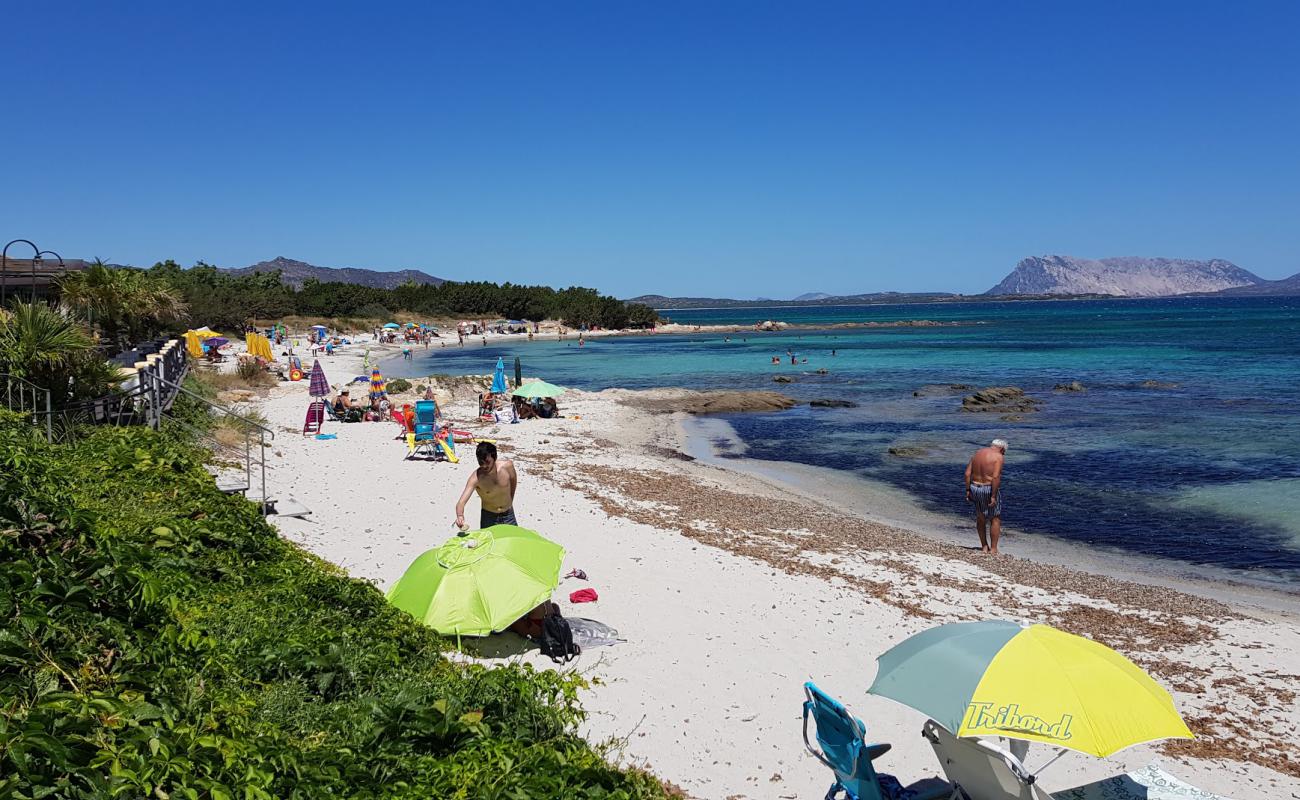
[406,400,457,461]
[406,399,439,459]
[802,682,898,800]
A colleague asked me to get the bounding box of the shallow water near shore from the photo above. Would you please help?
[390,296,1300,588]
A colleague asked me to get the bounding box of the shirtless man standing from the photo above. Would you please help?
[455,442,519,530]
[964,438,1007,554]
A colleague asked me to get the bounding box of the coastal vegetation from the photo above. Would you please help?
[145,260,658,333]
[0,414,670,798]
[0,301,120,402]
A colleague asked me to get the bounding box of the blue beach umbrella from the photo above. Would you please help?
[491,357,508,393]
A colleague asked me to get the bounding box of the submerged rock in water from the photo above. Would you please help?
[810,399,857,408]
[914,383,973,397]
[618,388,797,415]
[887,446,927,457]
[773,375,795,383]
[960,387,1040,413]
[1140,379,1180,390]
[1054,381,1086,392]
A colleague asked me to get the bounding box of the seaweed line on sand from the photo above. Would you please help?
[526,459,1299,779]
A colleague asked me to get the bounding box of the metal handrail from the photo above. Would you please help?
[155,374,276,440]
[153,373,275,514]
[1,373,53,442]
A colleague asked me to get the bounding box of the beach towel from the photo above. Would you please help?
[314,433,337,440]
[568,588,598,603]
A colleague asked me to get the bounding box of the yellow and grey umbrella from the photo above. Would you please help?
[868,620,1192,758]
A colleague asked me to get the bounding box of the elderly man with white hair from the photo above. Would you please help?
[965,438,1008,553]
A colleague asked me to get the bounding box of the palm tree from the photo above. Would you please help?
[0,302,92,379]
[0,302,121,401]
[58,260,188,351]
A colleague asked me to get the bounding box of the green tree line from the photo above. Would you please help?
[146,261,658,333]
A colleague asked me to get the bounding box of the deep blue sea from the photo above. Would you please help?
[391,297,1300,585]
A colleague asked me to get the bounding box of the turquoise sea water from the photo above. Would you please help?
[390,297,1300,586]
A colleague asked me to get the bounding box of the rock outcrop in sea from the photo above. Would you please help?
[960,387,1040,414]
[618,388,797,415]
[986,255,1262,297]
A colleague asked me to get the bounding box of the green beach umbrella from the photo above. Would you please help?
[511,380,566,400]
[385,525,564,636]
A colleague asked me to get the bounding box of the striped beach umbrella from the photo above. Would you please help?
[307,359,330,397]
[867,620,1192,757]
[370,367,386,399]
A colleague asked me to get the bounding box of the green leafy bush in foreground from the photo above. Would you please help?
[0,422,668,799]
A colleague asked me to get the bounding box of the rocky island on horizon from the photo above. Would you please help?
[630,253,1300,307]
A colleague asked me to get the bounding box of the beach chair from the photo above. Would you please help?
[325,402,361,423]
[303,400,325,436]
[922,719,1052,800]
[803,682,948,800]
[406,400,448,460]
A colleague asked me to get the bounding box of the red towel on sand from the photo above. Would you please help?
[569,588,599,603]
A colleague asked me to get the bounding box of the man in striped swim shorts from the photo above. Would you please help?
[965,438,1007,554]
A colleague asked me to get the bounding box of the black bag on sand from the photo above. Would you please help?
[538,607,580,664]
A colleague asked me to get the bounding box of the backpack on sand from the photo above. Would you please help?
[538,608,581,664]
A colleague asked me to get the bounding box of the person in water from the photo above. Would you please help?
[965,438,1007,553]
[455,441,518,530]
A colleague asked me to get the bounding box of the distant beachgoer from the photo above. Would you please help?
[455,442,518,530]
[831,349,836,356]
[771,356,780,364]
[790,355,797,365]
[403,347,412,361]
[965,439,1008,554]
[481,337,487,346]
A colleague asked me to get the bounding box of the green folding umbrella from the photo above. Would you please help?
[385,525,564,636]
[511,380,566,400]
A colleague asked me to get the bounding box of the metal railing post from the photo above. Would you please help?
[260,432,268,514]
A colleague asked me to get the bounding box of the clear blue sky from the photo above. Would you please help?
[3,1,1298,297]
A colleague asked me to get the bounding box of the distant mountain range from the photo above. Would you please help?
[631,254,1300,308]
[220,256,446,289]
[985,255,1263,297]
[625,292,958,309]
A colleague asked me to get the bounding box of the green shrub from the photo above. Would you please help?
[0,427,669,799]
[235,358,263,382]
[387,378,413,394]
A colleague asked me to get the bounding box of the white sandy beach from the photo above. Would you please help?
[226,339,1299,799]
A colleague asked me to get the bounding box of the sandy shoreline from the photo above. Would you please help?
[678,418,1300,613]
[228,338,1299,798]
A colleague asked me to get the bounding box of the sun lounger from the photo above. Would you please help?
[803,683,950,800]
[922,719,1052,800]
[1054,763,1235,800]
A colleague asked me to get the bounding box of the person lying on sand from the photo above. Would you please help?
[965,438,1007,554]
[455,442,518,530]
